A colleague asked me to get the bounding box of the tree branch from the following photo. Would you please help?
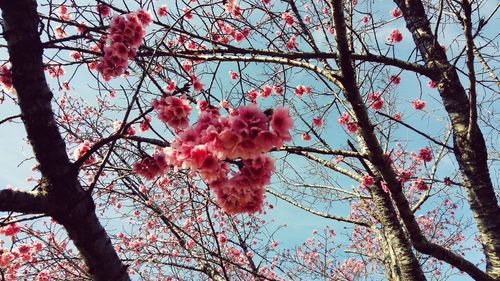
[0,189,48,214]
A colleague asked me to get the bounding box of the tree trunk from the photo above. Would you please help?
[392,0,500,277]
[0,0,131,280]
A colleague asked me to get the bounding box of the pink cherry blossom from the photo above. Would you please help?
[337,112,350,125]
[411,99,426,110]
[302,132,311,141]
[158,5,168,17]
[152,96,192,130]
[133,151,169,180]
[346,122,358,133]
[229,71,238,80]
[361,175,375,188]
[73,140,96,165]
[1,223,20,236]
[219,100,230,108]
[0,65,14,92]
[417,147,432,162]
[191,76,204,92]
[312,117,322,127]
[96,11,150,80]
[412,177,428,191]
[260,85,272,98]
[271,107,294,142]
[36,270,51,281]
[286,35,298,49]
[97,4,111,17]
[368,91,384,110]
[387,29,403,44]
[282,12,295,26]
[393,112,402,121]
[389,74,401,85]
[390,8,402,18]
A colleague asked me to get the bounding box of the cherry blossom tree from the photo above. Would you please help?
[0,0,498,280]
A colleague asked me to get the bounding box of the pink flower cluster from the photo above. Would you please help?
[367,91,384,110]
[411,99,426,110]
[160,104,293,213]
[294,84,312,96]
[282,12,295,26]
[387,29,403,44]
[97,10,151,80]
[213,21,250,44]
[158,5,168,17]
[337,112,358,133]
[0,65,13,92]
[73,140,96,165]
[360,175,375,188]
[286,35,298,49]
[97,4,111,17]
[417,147,432,162]
[0,241,43,278]
[412,177,428,191]
[390,8,402,18]
[0,223,20,236]
[132,151,169,180]
[224,0,242,17]
[389,74,401,85]
[152,96,192,130]
[212,155,275,213]
[58,5,71,21]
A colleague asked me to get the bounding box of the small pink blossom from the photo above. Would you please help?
[0,65,14,92]
[361,175,375,188]
[389,74,401,85]
[152,96,192,129]
[412,177,428,191]
[36,270,51,281]
[312,117,322,127]
[282,12,295,26]
[390,8,402,18]
[417,147,432,162]
[302,132,311,141]
[346,122,358,133]
[158,5,168,17]
[387,29,403,43]
[337,112,350,125]
[260,85,272,98]
[133,151,169,180]
[219,100,230,108]
[273,85,284,95]
[368,91,384,110]
[218,233,228,244]
[271,107,294,142]
[192,76,204,92]
[286,35,298,49]
[97,4,111,17]
[393,112,401,121]
[229,71,238,80]
[411,99,426,110]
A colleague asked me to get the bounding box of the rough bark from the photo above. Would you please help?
[330,1,426,280]
[0,0,130,280]
[0,189,48,214]
[370,182,427,280]
[330,0,494,280]
[392,0,500,278]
